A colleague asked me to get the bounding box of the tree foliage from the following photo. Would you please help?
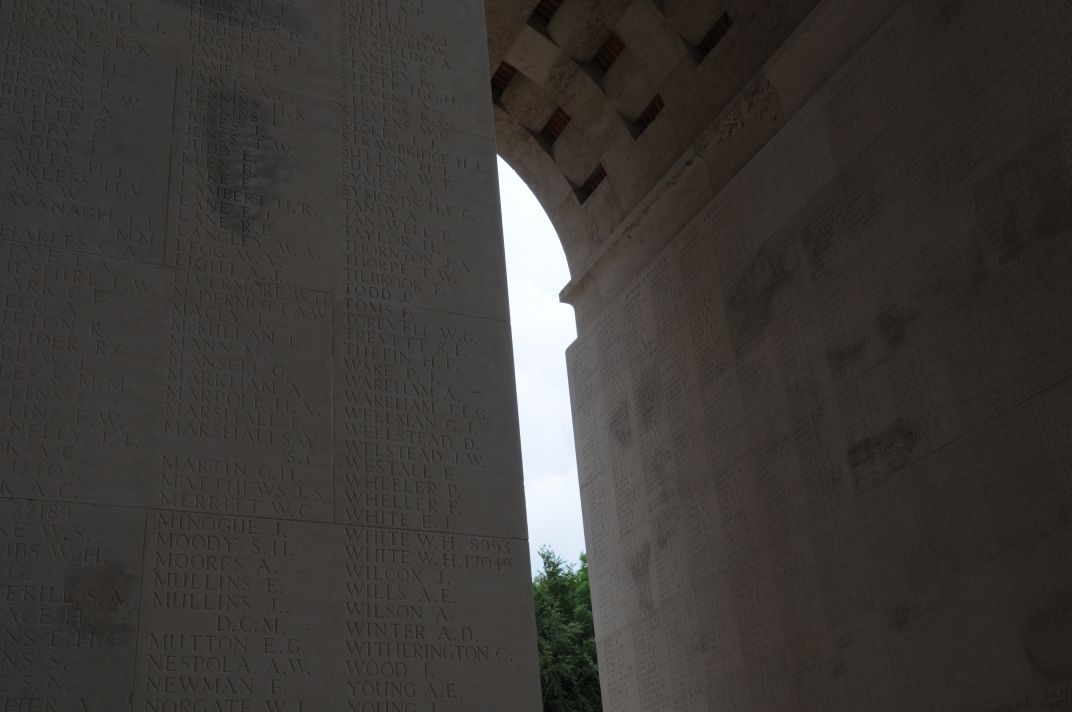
[532,547,602,712]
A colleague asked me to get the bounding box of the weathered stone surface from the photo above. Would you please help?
[547,1,1072,710]
[0,1,541,710]
[7,0,1072,709]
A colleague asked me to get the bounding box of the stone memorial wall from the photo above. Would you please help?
[566,2,1072,710]
[0,1,542,710]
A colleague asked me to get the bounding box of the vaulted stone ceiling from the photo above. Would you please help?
[485,0,825,304]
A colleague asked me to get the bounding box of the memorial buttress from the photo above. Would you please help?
[0,1,542,710]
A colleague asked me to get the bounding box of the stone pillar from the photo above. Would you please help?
[559,2,1072,710]
[0,1,542,711]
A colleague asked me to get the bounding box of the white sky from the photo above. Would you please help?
[497,157,586,574]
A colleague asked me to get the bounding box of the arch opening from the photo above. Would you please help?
[497,156,584,574]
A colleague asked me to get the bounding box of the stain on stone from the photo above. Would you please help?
[634,364,663,431]
[648,458,669,498]
[973,128,1072,266]
[909,0,962,33]
[726,236,793,345]
[936,1,962,29]
[799,184,848,271]
[887,598,934,633]
[1026,600,1072,680]
[827,339,866,375]
[828,654,847,679]
[800,222,834,270]
[647,457,680,551]
[628,542,655,614]
[236,121,281,231]
[842,162,886,234]
[876,305,918,347]
[609,401,633,448]
[66,563,138,645]
[188,88,285,239]
[654,519,674,550]
[887,604,914,632]
[847,419,921,489]
[803,466,844,514]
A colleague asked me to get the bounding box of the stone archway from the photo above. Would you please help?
[488,1,1072,710]
[0,1,1071,711]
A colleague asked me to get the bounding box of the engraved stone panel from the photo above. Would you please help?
[0,499,144,712]
[334,306,527,538]
[166,69,343,288]
[0,24,173,262]
[0,240,170,505]
[566,3,1072,711]
[0,0,541,710]
[160,271,334,521]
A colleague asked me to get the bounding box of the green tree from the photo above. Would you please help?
[532,547,602,712]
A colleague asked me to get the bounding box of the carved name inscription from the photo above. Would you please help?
[0,499,143,712]
[167,68,341,288]
[0,22,171,262]
[0,239,169,505]
[0,0,541,710]
[162,269,333,521]
[335,306,526,538]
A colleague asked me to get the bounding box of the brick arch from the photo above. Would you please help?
[485,0,821,322]
[484,2,1072,711]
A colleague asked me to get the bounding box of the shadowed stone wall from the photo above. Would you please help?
[6,0,1072,709]
[534,1,1072,709]
[0,1,542,710]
